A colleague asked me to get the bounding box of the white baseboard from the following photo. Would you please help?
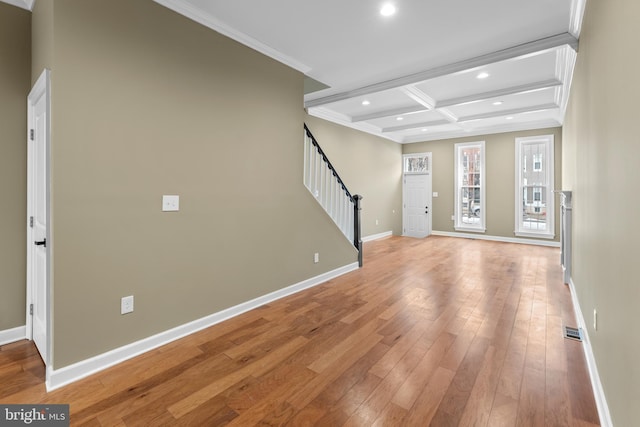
[431,230,560,247]
[0,326,26,346]
[47,262,359,391]
[568,278,613,427]
[362,231,392,242]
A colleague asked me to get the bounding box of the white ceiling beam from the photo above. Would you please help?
[351,106,428,123]
[305,33,578,108]
[457,103,559,122]
[435,79,562,109]
[382,120,451,133]
[401,87,436,110]
[400,119,562,144]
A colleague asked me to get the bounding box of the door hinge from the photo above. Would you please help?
[30,129,34,141]
[29,216,34,228]
[30,304,33,315]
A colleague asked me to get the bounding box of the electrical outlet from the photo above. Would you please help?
[593,309,597,330]
[433,192,439,197]
[375,219,379,225]
[162,195,179,212]
[314,253,319,264]
[451,215,455,221]
[121,295,134,314]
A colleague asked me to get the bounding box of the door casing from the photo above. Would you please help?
[402,153,432,238]
[26,69,51,368]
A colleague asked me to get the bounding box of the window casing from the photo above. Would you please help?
[515,135,554,238]
[454,141,485,232]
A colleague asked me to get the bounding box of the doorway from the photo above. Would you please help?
[26,69,51,366]
[402,153,432,238]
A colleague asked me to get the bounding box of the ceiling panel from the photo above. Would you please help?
[155,0,583,143]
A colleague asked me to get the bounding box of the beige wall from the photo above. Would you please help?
[304,115,403,237]
[563,0,640,424]
[44,0,356,368]
[403,128,562,241]
[31,0,54,84]
[0,3,30,331]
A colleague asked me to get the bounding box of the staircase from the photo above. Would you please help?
[303,124,363,267]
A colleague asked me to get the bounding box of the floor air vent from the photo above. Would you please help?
[563,326,582,341]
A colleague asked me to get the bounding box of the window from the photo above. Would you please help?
[454,141,485,232]
[404,154,429,174]
[515,135,554,238]
[533,154,542,171]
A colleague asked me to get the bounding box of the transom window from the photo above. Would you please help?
[404,154,429,174]
[515,135,554,238]
[454,141,485,232]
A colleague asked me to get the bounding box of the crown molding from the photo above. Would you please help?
[569,0,587,38]
[153,0,312,74]
[0,0,34,11]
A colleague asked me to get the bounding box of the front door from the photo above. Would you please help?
[403,173,431,238]
[27,70,50,364]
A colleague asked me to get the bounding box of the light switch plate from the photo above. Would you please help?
[121,295,134,314]
[162,195,179,212]
[433,192,439,197]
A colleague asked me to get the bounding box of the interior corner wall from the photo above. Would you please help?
[562,0,640,424]
[0,3,31,331]
[403,127,562,241]
[303,115,403,237]
[46,0,356,369]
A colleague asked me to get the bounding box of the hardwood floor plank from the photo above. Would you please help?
[0,236,601,426]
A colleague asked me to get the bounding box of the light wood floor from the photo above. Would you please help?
[1,236,600,426]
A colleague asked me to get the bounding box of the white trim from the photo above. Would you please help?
[362,231,392,242]
[514,231,555,239]
[153,0,311,74]
[454,141,485,232]
[46,262,358,391]
[431,230,560,247]
[26,69,52,371]
[0,0,34,11]
[569,0,588,38]
[567,278,613,427]
[514,134,555,239]
[0,326,27,346]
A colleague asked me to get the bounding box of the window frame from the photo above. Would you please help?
[454,141,486,233]
[514,135,555,239]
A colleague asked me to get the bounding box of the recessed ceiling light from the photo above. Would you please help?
[396,117,404,121]
[493,101,503,106]
[380,3,396,16]
[362,100,370,106]
[506,116,514,120]
[476,72,490,79]
[421,128,428,132]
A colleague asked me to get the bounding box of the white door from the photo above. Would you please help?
[27,70,50,365]
[403,173,432,238]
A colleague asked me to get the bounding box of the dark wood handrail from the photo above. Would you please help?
[304,124,363,267]
[304,124,354,202]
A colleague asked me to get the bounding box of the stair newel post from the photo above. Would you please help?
[353,194,363,267]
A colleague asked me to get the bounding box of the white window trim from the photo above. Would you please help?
[403,153,430,175]
[454,141,486,233]
[514,135,555,239]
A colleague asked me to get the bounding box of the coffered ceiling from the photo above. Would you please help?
[6,0,586,143]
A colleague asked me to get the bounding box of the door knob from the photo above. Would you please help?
[34,238,46,247]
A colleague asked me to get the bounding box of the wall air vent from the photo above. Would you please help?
[563,325,582,341]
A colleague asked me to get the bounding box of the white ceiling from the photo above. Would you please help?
[6,0,586,143]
